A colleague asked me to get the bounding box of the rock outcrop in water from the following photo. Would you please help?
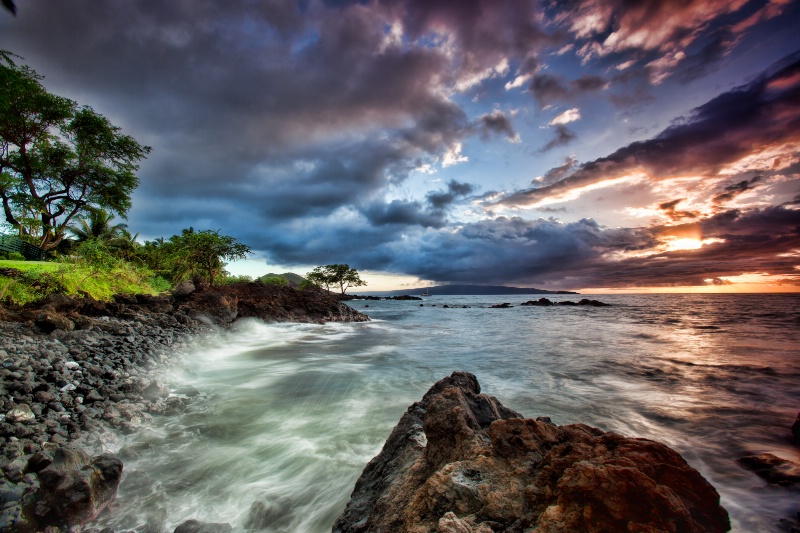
[333,372,730,533]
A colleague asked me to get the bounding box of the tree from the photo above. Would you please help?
[0,51,150,250]
[68,208,128,243]
[166,228,251,286]
[306,264,366,294]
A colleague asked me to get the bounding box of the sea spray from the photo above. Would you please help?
[92,294,800,533]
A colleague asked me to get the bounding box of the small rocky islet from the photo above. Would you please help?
[1,282,798,532]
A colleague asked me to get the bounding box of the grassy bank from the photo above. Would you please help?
[0,259,167,305]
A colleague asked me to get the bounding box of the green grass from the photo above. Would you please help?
[0,259,165,305]
[0,260,60,272]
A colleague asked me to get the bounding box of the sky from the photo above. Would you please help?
[1,0,799,292]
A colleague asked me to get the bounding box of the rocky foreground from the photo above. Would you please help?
[0,281,368,531]
[334,372,731,533]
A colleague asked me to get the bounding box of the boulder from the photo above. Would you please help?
[173,280,196,297]
[333,372,730,533]
[173,519,233,533]
[33,446,123,527]
[34,309,74,333]
[737,453,800,486]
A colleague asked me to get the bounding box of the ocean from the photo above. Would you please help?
[93,293,800,532]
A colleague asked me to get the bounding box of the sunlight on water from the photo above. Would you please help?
[92,294,800,533]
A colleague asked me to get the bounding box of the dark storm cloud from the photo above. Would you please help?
[658,199,699,220]
[386,0,554,85]
[362,200,446,228]
[712,176,762,205]
[476,111,517,141]
[529,73,606,108]
[535,156,578,186]
[540,125,576,152]
[497,51,800,208]
[426,180,475,209]
[573,207,800,288]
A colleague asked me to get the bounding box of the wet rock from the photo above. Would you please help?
[173,519,233,533]
[34,447,123,527]
[333,371,730,533]
[243,499,292,530]
[489,303,512,308]
[521,297,554,306]
[792,412,800,444]
[142,380,170,400]
[738,453,800,486]
[6,404,36,423]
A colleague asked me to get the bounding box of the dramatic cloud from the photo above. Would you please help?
[1,0,797,291]
[498,51,800,208]
[712,176,762,205]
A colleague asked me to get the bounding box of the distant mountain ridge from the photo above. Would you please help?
[360,285,578,296]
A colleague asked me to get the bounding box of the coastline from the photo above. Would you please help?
[0,282,368,531]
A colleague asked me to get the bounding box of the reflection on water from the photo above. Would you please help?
[93,294,800,533]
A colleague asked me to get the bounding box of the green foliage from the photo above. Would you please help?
[218,273,254,285]
[0,52,150,250]
[75,238,117,270]
[306,264,367,294]
[164,228,251,285]
[260,272,306,286]
[0,250,25,260]
[0,258,160,305]
[260,275,289,287]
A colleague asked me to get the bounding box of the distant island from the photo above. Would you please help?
[360,284,578,296]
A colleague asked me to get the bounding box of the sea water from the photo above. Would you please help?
[92,293,800,532]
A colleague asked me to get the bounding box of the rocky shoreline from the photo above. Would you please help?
[333,372,731,533]
[0,281,368,531]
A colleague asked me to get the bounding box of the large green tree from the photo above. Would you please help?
[0,51,150,250]
[166,228,251,286]
[306,264,366,294]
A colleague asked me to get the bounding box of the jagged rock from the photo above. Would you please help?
[173,280,196,297]
[34,446,123,527]
[34,308,75,333]
[333,372,730,533]
[738,453,800,486]
[173,519,233,533]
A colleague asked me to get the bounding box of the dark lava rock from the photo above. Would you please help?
[489,303,512,308]
[33,446,123,527]
[173,519,233,533]
[333,371,730,533]
[521,298,555,306]
[738,453,800,486]
[173,280,196,297]
[243,499,292,530]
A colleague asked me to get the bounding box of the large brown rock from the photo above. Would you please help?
[333,372,730,533]
[32,446,123,527]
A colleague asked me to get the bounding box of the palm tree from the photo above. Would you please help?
[69,208,128,243]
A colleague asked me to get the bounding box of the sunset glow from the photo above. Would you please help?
[3,0,797,293]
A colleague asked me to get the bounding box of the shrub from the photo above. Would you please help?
[0,251,26,261]
[261,275,289,287]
